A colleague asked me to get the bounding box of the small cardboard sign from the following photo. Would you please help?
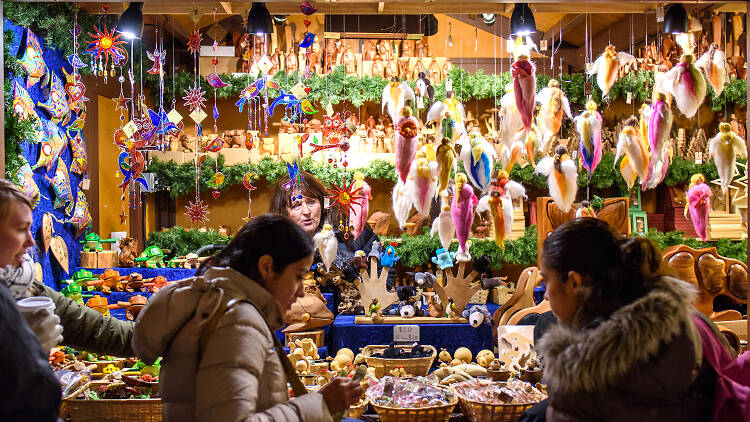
[167,108,183,124]
[190,108,207,124]
[394,325,420,342]
[123,121,138,138]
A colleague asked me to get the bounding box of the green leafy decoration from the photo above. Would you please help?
[639,228,747,263]
[145,226,232,257]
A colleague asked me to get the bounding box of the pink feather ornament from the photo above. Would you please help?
[512,57,536,133]
[686,175,712,241]
[643,93,673,190]
[350,172,371,239]
[394,107,420,183]
[451,173,478,261]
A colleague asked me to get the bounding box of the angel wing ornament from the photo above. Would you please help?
[426,93,466,141]
[643,93,673,190]
[313,224,338,272]
[696,43,729,97]
[382,80,415,124]
[614,125,650,190]
[574,101,603,174]
[663,54,707,118]
[534,145,578,212]
[709,122,747,194]
[536,79,572,150]
[588,45,636,96]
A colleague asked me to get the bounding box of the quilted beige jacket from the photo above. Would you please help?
[132,267,331,422]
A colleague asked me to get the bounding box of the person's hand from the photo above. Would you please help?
[21,308,63,354]
[318,377,363,414]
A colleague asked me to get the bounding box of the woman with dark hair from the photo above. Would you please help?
[270,171,395,288]
[133,215,362,421]
[536,218,729,422]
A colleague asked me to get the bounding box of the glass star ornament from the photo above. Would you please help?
[183,84,207,111]
[187,29,203,56]
[185,198,210,224]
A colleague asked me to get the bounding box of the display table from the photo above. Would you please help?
[329,303,500,358]
[82,267,197,281]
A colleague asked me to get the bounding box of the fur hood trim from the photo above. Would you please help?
[537,276,699,395]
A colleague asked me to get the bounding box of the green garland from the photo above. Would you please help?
[638,228,748,263]
[147,155,397,198]
[145,226,232,257]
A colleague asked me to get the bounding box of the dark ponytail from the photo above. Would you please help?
[197,214,314,281]
[542,218,664,326]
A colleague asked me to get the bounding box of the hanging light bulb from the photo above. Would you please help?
[481,13,496,26]
[510,3,536,36]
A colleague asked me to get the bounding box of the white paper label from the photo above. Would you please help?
[123,121,137,138]
[394,325,420,342]
[540,40,548,51]
[81,178,90,190]
[167,108,183,123]
[695,151,703,164]
[445,78,453,92]
[190,108,208,124]
[626,92,632,104]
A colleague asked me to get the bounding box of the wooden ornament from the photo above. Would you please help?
[432,262,480,319]
[41,213,53,253]
[355,257,399,317]
[50,236,69,273]
[34,262,43,282]
[97,250,118,269]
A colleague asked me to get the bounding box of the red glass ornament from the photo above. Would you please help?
[211,190,221,199]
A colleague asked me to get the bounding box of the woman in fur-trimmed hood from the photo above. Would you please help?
[536,218,730,422]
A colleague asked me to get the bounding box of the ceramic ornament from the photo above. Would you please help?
[41,213,53,253]
[15,156,40,209]
[614,125,650,190]
[451,173,478,262]
[410,151,438,215]
[535,79,572,150]
[458,130,497,192]
[18,29,48,88]
[685,174,712,241]
[643,93,673,190]
[391,179,414,229]
[38,72,71,125]
[431,200,455,251]
[534,145,578,212]
[498,85,525,149]
[350,172,371,239]
[435,138,457,195]
[709,122,747,194]
[575,101,603,174]
[426,94,467,141]
[50,235,69,273]
[12,81,37,121]
[588,45,636,96]
[46,157,74,215]
[511,53,536,133]
[313,224,337,271]
[696,44,729,97]
[67,187,92,238]
[395,106,420,183]
[382,80,415,124]
[663,54,706,118]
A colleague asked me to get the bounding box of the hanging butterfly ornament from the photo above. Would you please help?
[84,23,127,82]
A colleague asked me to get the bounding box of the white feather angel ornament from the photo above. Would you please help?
[709,122,747,194]
[498,84,525,149]
[476,171,526,249]
[431,196,455,251]
[574,101,603,175]
[499,140,525,174]
[410,151,438,215]
[391,179,414,229]
[382,79,416,123]
[663,54,707,118]
[614,124,650,190]
[313,224,337,271]
[534,145,578,212]
[427,91,466,141]
[536,79,572,150]
[458,130,497,192]
[588,45,636,96]
[696,43,729,97]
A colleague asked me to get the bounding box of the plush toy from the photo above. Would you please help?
[499,140,525,174]
[709,122,747,194]
[395,106,420,183]
[368,241,382,260]
[696,44,729,97]
[428,294,444,318]
[382,80,415,124]
[391,179,413,229]
[398,302,416,318]
[47,157,74,215]
[685,174,712,241]
[461,305,492,328]
[588,45,636,96]
[451,173,478,262]
[535,79,572,149]
[663,54,707,118]
[643,93,673,190]
[435,138,457,195]
[575,101,603,175]
[458,130,497,192]
[431,248,455,270]
[410,151,438,215]
[511,52,536,133]
[350,172,371,239]
[380,243,400,267]
[410,271,437,288]
[614,124,650,190]
[313,224,337,272]
[430,200,455,251]
[534,146,578,212]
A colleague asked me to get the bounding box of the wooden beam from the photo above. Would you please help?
[447,13,513,39]
[542,13,585,43]
[377,1,384,13]
[219,1,232,14]
[161,15,191,43]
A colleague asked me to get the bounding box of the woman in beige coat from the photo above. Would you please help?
[133,215,362,421]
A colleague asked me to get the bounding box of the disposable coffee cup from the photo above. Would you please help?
[17,296,55,316]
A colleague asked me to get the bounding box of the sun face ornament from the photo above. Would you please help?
[85,24,127,69]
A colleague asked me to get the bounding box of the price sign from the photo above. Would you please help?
[393,325,420,342]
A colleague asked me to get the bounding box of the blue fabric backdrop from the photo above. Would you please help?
[7,20,86,290]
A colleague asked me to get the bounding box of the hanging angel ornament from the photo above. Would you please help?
[46,157,74,215]
[643,93,673,190]
[435,138,457,195]
[696,43,729,97]
[382,80,415,124]
[535,79,572,151]
[85,24,127,78]
[391,179,414,229]
[587,45,636,97]
[511,52,536,134]
[410,151,438,215]
[663,53,707,118]
[327,177,364,239]
[534,145,578,212]
[313,224,337,272]
[451,173,478,262]
[685,174,712,241]
[350,172,371,239]
[499,140,525,174]
[709,122,747,194]
[15,156,40,209]
[426,92,466,141]
[477,170,526,250]
[458,130,497,192]
[498,84,525,149]
[614,124,650,190]
[18,29,48,88]
[431,196,455,251]
[395,106,420,183]
[575,100,603,175]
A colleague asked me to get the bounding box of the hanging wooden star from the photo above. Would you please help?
[185,198,210,223]
[85,24,127,66]
[187,29,203,56]
[182,84,207,111]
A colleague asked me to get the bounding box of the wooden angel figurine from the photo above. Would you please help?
[362,40,377,61]
[427,57,442,83]
[371,55,385,78]
[378,39,393,61]
[285,47,298,73]
[343,45,357,74]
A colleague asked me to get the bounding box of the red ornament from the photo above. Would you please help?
[340,141,350,152]
[211,190,221,199]
[211,58,219,65]
[342,161,348,168]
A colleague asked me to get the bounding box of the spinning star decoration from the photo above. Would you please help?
[185,198,210,224]
[182,84,207,111]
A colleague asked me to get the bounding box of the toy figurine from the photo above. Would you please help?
[60,283,93,305]
[380,242,400,268]
[368,241,382,261]
[369,298,382,320]
[71,269,98,288]
[576,200,597,218]
[696,43,729,97]
[685,174,712,241]
[395,106,420,184]
[86,295,110,316]
[435,138,457,195]
[445,297,457,318]
[79,233,117,252]
[427,293,443,317]
[87,269,122,293]
[511,50,536,133]
[118,237,137,268]
[134,246,166,268]
[410,271,437,288]
[431,248,455,270]
[313,224,337,272]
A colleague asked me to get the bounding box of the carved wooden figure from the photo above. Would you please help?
[432,262,481,319]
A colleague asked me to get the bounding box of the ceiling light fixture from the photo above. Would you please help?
[481,13,496,26]
[116,2,144,40]
[247,2,273,35]
[510,3,536,36]
[663,4,688,34]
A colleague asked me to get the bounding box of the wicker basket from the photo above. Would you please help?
[457,395,534,422]
[362,345,437,378]
[469,289,489,304]
[370,395,457,422]
[61,381,162,422]
[347,398,369,419]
